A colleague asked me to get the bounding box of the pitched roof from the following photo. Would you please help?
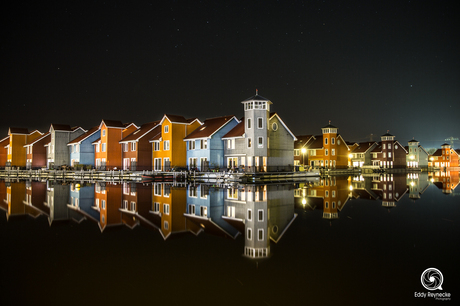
[269,112,297,141]
[8,127,29,135]
[322,122,337,129]
[148,127,163,142]
[241,94,271,102]
[306,135,324,149]
[68,126,100,145]
[120,121,160,143]
[222,120,245,139]
[294,135,314,149]
[408,139,419,143]
[351,142,378,153]
[184,116,238,140]
[100,119,125,129]
[25,132,50,146]
[50,124,72,131]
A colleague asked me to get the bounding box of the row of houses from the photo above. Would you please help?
[294,128,460,170]
[1,92,458,172]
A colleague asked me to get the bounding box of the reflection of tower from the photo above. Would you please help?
[223,184,296,259]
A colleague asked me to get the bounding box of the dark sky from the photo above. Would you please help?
[2,0,459,148]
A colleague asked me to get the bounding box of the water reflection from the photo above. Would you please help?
[1,171,459,259]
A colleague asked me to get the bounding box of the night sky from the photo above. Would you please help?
[2,1,459,148]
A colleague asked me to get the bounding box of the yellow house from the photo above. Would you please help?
[6,128,43,168]
[150,114,202,171]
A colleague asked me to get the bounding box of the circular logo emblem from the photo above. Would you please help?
[421,268,443,290]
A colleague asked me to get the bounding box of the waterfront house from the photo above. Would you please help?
[303,123,350,169]
[429,143,459,168]
[184,115,239,171]
[24,132,51,169]
[67,126,101,169]
[349,142,378,168]
[119,121,160,171]
[46,124,86,169]
[5,128,43,169]
[406,139,429,169]
[150,114,202,171]
[94,120,138,170]
[222,93,297,172]
[370,132,407,168]
[294,135,314,167]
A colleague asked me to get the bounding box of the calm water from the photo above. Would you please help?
[1,172,459,305]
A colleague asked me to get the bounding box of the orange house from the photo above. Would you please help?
[94,120,138,170]
[429,143,459,168]
[150,114,202,171]
[5,128,43,168]
[304,123,350,169]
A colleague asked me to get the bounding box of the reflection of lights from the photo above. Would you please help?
[200,224,205,228]
[302,198,307,205]
[349,154,353,158]
[349,185,353,191]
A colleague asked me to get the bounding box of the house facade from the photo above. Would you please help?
[5,128,43,168]
[150,115,202,171]
[94,120,138,170]
[119,121,160,171]
[46,124,86,169]
[0,136,10,168]
[406,139,429,169]
[67,126,101,168]
[184,115,239,171]
[370,132,408,168]
[222,93,297,172]
[304,123,349,169]
[293,135,314,167]
[429,143,459,168]
[349,142,378,168]
[25,132,51,169]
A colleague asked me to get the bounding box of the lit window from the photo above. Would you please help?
[248,138,252,148]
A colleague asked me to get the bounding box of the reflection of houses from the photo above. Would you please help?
[119,182,152,229]
[370,132,407,169]
[1,181,28,219]
[94,182,123,231]
[24,132,51,169]
[431,171,459,194]
[351,174,408,207]
[151,183,201,239]
[94,120,138,170]
[184,184,239,238]
[303,123,350,169]
[429,144,459,169]
[46,124,86,169]
[5,128,43,168]
[349,142,378,168]
[406,139,429,169]
[150,115,202,171]
[184,116,239,171]
[67,183,98,223]
[119,121,160,171]
[44,181,72,224]
[223,184,297,258]
[67,126,101,169]
[407,172,430,200]
[297,176,350,219]
[22,181,48,219]
[222,93,297,172]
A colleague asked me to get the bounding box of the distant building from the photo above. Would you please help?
[429,143,459,168]
[46,124,86,169]
[5,128,43,168]
[406,139,429,169]
[349,142,378,168]
[370,132,407,168]
[24,132,51,169]
[67,126,101,168]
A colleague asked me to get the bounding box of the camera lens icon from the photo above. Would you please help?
[421,268,443,290]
